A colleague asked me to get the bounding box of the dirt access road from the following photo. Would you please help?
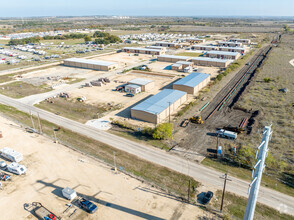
[0,116,214,220]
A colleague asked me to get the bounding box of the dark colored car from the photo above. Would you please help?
[126,93,134,97]
[78,198,98,213]
[202,191,213,205]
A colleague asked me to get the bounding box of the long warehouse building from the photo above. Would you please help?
[122,47,165,55]
[63,58,118,71]
[158,55,191,63]
[205,51,241,60]
[191,57,232,68]
[173,72,210,95]
[131,89,187,124]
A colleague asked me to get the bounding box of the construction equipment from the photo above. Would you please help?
[223,126,245,134]
[190,116,204,124]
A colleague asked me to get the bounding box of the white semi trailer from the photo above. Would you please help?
[216,129,237,140]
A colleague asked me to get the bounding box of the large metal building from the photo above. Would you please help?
[173,72,210,94]
[205,51,241,60]
[131,89,187,124]
[191,45,218,51]
[122,47,165,55]
[229,38,251,45]
[218,46,245,54]
[191,57,232,68]
[155,42,182,48]
[218,41,243,47]
[63,58,118,71]
[158,55,191,63]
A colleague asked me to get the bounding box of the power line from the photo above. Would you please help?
[244,125,272,220]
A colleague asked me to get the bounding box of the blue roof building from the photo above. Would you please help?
[173,72,211,94]
[131,89,187,124]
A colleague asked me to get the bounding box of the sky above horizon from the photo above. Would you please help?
[1,0,294,17]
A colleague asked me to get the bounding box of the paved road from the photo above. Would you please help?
[0,94,293,216]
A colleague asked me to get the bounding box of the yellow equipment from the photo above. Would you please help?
[190,116,204,124]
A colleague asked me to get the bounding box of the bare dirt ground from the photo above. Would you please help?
[90,53,155,69]
[0,115,217,220]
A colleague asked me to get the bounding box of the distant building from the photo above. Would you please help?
[218,46,245,54]
[186,38,206,44]
[158,55,191,63]
[191,45,218,51]
[63,58,117,71]
[229,38,251,45]
[128,78,154,92]
[191,57,232,68]
[173,72,210,95]
[205,51,241,60]
[131,89,187,124]
[145,46,167,51]
[155,42,182,48]
[122,47,164,55]
[218,41,243,47]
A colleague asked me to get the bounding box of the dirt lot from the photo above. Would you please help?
[91,52,155,69]
[0,115,217,220]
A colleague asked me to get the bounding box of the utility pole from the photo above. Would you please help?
[220,173,232,212]
[187,180,191,203]
[30,111,35,131]
[37,113,42,134]
[113,151,117,172]
[168,102,171,123]
[53,128,58,143]
[244,125,272,220]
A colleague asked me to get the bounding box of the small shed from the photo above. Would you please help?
[128,78,154,91]
[62,187,77,200]
[125,84,141,94]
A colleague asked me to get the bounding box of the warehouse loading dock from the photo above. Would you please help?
[63,58,118,71]
[191,57,232,68]
[131,89,187,124]
[173,72,210,95]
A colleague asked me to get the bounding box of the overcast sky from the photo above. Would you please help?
[1,0,294,17]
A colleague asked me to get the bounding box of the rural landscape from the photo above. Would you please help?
[0,1,293,220]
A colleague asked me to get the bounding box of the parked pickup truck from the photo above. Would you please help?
[78,198,98,214]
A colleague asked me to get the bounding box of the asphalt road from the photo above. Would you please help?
[0,94,293,216]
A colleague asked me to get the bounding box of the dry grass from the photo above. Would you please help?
[35,97,122,123]
[212,190,293,219]
[237,34,294,169]
[0,81,52,98]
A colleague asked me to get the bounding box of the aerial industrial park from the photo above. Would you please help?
[0,1,293,220]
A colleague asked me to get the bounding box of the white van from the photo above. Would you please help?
[7,163,27,175]
[0,147,23,162]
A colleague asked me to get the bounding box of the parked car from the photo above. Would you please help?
[202,191,213,205]
[78,198,98,213]
[126,93,134,97]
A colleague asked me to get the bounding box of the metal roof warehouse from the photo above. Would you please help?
[173,72,211,94]
[131,89,187,124]
[63,58,118,71]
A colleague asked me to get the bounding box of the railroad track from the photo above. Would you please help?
[201,45,272,121]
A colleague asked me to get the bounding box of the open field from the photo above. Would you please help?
[0,81,52,98]
[0,114,216,220]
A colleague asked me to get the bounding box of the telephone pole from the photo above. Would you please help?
[30,111,35,131]
[244,125,272,220]
[37,113,42,134]
[220,173,232,212]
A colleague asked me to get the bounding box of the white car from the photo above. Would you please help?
[0,161,7,170]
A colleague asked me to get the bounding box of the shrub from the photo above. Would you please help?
[216,74,223,81]
[152,123,173,140]
[264,77,272,83]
